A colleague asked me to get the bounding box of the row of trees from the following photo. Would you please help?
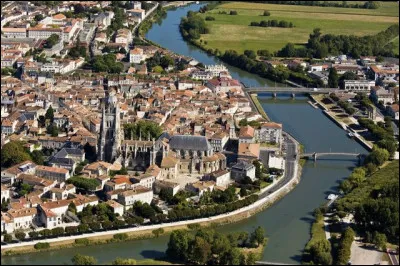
[358,117,398,157]
[250,20,294,28]
[336,227,355,265]
[180,11,210,40]
[139,5,167,36]
[277,25,399,59]
[166,227,265,265]
[250,1,380,9]
[167,195,259,222]
[220,49,320,86]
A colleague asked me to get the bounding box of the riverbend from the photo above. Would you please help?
[1,4,368,265]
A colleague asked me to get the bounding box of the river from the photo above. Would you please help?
[1,4,368,265]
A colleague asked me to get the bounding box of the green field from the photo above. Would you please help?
[199,1,399,54]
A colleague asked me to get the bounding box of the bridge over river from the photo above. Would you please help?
[243,86,338,96]
[301,152,364,163]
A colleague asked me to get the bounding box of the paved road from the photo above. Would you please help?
[259,132,298,199]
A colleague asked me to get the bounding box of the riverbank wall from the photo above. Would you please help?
[310,95,373,151]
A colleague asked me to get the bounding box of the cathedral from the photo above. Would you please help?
[97,95,227,178]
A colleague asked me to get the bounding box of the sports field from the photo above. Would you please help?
[198,1,399,54]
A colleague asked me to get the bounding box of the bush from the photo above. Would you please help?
[205,16,215,21]
[14,230,26,241]
[75,238,90,246]
[65,226,79,235]
[263,10,271,16]
[152,228,165,237]
[3,234,12,243]
[40,229,52,238]
[29,231,39,239]
[51,227,65,237]
[34,242,50,250]
[113,233,129,241]
[229,10,238,15]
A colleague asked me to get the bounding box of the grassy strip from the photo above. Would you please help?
[302,212,327,263]
[250,93,270,121]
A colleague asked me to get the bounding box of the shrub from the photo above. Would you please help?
[34,242,50,250]
[14,230,26,241]
[230,10,238,15]
[152,228,165,237]
[113,233,129,241]
[263,10,271,16]
[75,238,90,246]
[205,16,215,21]
[3,234,12,243]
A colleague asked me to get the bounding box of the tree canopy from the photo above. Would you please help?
[1,141,32,168]
[123,120,163,140]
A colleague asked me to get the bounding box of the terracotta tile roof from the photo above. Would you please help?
[36,165,69,174]
[261,122,282,129]
[7,207,37,218]
[239,125,255,138]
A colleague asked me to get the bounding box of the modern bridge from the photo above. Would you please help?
[243,86,338,95]
[301,152,363,162]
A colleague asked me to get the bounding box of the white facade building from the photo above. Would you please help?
[344,80,376,92]
[117,186,153,207]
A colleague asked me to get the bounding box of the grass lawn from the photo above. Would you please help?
[198,1,399,54]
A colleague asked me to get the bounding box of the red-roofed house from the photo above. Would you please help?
[239,126,255,144]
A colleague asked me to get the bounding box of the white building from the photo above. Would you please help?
[2,28,27,38]
[154,180,180,196]
[370,86,396,105]
[117,186,153,207]
[129,48,145,64]
[5,208,38,232]
[133,1,142,9]
[115,28,132,45]
[1,185,10,202]
[35,165,70,182]
[191,71,213,80]
[230,161,256,182]
[127,9,146,22]
[205,64,228,77]
[105,200,124,216]
[209,132,229,152]
[131,174,156,190]
[344,80,376,92]
[268,154,285,171]
[205,169,231,187]
[28,28,63,40]
[258,122,283,144]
